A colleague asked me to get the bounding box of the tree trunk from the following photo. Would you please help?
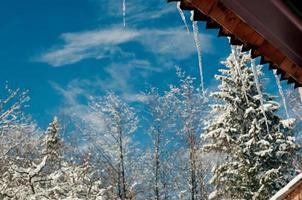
[199,166,208,200]
[154,129,160,200]
[189,131,197,200]
[118,162,122,199]
[118,125,127,200]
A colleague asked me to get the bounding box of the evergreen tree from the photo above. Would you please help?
[202,46,299,200]
[0,117,116,200]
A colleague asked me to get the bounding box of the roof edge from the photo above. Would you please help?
[270,173,302,200]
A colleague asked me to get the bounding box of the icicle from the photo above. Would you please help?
[232,45,249,103]
[273,70,290,118]
[177,2,190,34]
[191,11,205,97]
[299,88,302,104]
[123,0,126,27]
[251,59,270,134]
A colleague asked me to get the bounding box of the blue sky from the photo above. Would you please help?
[0,0,289,128]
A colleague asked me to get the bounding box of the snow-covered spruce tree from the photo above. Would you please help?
[202,46,299,200]
[0,117,116,200]
[44,155,118,200]
[285,89,302,170]
[39,118,118,200]
[287,89,302,122]
[41,116,63,171]
[0,117,59,199]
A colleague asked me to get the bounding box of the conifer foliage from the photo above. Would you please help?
[202,46,299,200]
[0,117,116,200]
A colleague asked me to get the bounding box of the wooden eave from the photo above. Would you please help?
[270,173,302,200]
[169,0,302,88]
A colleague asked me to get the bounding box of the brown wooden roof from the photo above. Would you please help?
[169,0,302,88]
[270,173,302,200]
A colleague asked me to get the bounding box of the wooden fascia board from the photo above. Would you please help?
[185,0,302,85]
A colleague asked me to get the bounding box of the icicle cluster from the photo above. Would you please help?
[273,70,290,118]
[191,11,205,97]
[177,2,190,33]
[251,58,270,134]
[123,0,126,27]
[232,45,249,103]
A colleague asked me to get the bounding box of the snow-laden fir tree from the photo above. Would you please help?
[285,89,302,170]
[0,117,60,199]
[202,46,299,200]
[0,117,116,200]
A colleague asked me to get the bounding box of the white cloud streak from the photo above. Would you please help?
[52,81,108,133]
[36,28,140,67]
[92,0,176,24]
[139,29,213,59]
[36,27,213,67]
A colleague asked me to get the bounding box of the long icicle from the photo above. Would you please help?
[232,45,249,103]
[123,0,126,27]
[273,70,290,118]
[251,59,270,134]
[177,2,190,34]
[191,11,205,97]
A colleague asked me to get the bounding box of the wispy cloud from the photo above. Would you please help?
[94,60,155,102]
[51,57,154,104]
[51,69,149,138]
[52,80,107,133]
[92,0,176,24]
[124,0,176,24]
[139,29,213,59]
[36,27,213,67]
[36,27,140,66]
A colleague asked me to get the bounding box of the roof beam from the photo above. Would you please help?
[183,0,302,85]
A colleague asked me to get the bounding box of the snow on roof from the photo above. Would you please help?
[270,173,302,200]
